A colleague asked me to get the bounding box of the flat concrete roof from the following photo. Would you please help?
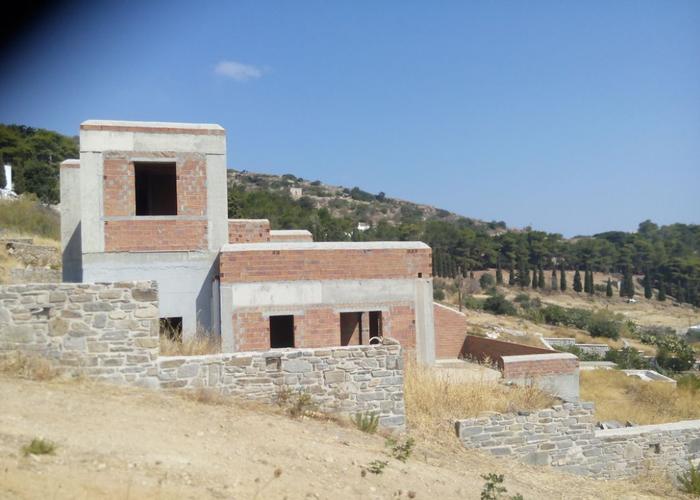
[220,241,431,252]
[80,119,225,131]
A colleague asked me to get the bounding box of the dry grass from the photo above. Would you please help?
[159,334,221,356]
[404,358,555,445]
[0,352,61,381]
[580,370,700,425]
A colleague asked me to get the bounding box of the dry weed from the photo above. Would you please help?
[0,352,61,381]
[159,333,220,356]
[580,369,700,424]
[404,358,555,445]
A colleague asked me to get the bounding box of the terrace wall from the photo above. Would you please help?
[455,403,700,479]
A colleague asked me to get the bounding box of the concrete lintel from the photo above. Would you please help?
[220,241,430,252]
[103,215,207,222]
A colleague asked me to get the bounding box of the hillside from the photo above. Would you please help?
[0,375,679,500]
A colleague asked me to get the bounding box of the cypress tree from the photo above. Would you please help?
[560,263,567,291]
[531,269,538,289]
[551,268,558,290]
[496,259,503,285]
[583,268,591,293]
[621,267,634,298]
[657,280,666,301]
[643,273,652,299]
[538,267,546,289]
[587,270,595,295]
[508,267,516,286]
[606,278,613,297]
[520,263,530,288]
[573,269,583,293]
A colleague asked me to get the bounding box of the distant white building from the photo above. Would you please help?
[0,164,16,199]
[357,222,370,232]
[290,187,302,200]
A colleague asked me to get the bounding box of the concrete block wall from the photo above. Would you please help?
[0,281,159,385]
[464,335,554,368]
[455,403,700,479]
[228,219,271,244]
[158,343,406,429]
[433,303,468,359]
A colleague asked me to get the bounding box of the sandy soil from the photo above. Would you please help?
[0,376,683,499]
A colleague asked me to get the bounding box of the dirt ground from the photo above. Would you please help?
[0,376,685,500]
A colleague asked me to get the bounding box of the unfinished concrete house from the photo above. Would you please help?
[61,120,436,363]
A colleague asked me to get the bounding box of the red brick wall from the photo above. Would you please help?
[464,335,553,369]
[104,220,208,252]
[503,356,578,379]
[434,303,468,359]
[220,248,431,283]
[228,220,271,244]
[232,304,416,352]
[102,151,208,252]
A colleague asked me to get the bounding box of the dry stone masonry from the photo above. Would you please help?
[0,281,407,429]
[455,403,700,479]
[158,343,405,428]
[0,281,159,384]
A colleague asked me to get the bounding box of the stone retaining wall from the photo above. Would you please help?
[0,281,406,429]
[455,403,700,479]
[0,281,159,385]
[158,344,405,428]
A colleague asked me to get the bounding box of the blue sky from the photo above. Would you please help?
[1,1,698,236]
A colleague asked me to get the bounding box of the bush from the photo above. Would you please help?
[558,345,603,362]
[353,412,379,434]
[464,296,485,311]
[513,293,530,305]
[655,337,695,373]
[677,461,700,496]
[604,347,648,369]
[386,436,415,462]
[433,288,445,301]
[22,438,56,456]
[483,294,517,316]
[541,305,591,330]
[479,273,495,290]
[586,310,623,339]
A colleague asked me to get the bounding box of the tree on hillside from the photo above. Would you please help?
[560,263,567,291]
[551,268,557,290]
[519,260,530,288]
[538,267,545,289]
[643,272,653,299]
[531,269,538,289]
[657,280,666,301]
[496,259,503,285]
[583,268,591,294]
[508,267,516,286]
[0,163,5,189]
[606,278,613,297]
[573,269,583,293]
[620,267,634,298]
[587,270,595,295]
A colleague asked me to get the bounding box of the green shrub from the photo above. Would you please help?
[557,344,603,362]
[586,310,622,339]
[604,347,648,369]
[433,288,445,301]
[385,436,415,462]
[464,296,485,311]
[677,461,700,496]
[479,273,495,290]
[513,293,530,305]
[480,473,523,500]
[482,294,517,316]
[655,336,696,373]
[353,412,379,434]
[364,459,388,475]
[22,438,56,456]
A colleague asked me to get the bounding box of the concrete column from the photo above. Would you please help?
[60,160,82,282]
[414,278,436,365]
[220,285,234,352]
